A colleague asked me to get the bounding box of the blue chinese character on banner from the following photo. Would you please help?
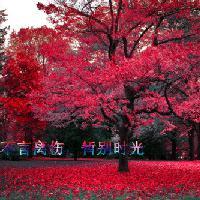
[50,140,64,156]
[97,141,112,155]
[34,140,46,156]
[114,142,126,155]
[114,142,120,154]
[130,141,144,155]
[17,142,30,156]
[81,141,95,156]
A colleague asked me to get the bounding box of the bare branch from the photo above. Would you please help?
[115,0,123,33]
[129,23,153,57]
[109,0,114,33]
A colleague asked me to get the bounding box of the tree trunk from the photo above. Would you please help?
[73,150,78,161]
[118,126,129,172]
[118,152,129,172]
[29,137,33,158]
[108,38,118,61]
[188,129,194,160]
[171,139,177,160]
[25,129,33,158]
[195,123,200,160]
[171,131,177,160]
[1,111,7,141]
[197,133,200,160]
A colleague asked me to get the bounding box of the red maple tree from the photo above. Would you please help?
[0,28,58,142]
[31,0,200,171]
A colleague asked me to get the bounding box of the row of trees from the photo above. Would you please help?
[0,0,199,172]
[0,9,8,141]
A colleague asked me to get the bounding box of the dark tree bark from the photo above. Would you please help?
[25,128,33,158]
[108,37,118,60]
[73,149,78,161]
[118,125,129,172]
[100,107,130,172]
[171,131,177,160]
[197,133,200,160]
[188,128,195,160]
[194,123,200,160]
[171,139,177,160]
[0,116,7,141]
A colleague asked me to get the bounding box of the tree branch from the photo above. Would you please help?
[115,0,123,33]
[129,23,153,57]
[100,106,115,123]
[157,34,196,45]
[109,0,114,33]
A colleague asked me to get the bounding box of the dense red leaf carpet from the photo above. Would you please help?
[0,160,200,198]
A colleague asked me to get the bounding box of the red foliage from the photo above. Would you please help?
[31,0,200,130]
[1,0,199,166]
[0,28,59,140]
[1,161,200,198]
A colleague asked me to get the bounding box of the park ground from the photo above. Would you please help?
[0,158,200,199]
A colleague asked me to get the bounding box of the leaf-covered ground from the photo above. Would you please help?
[0,159,200,199]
